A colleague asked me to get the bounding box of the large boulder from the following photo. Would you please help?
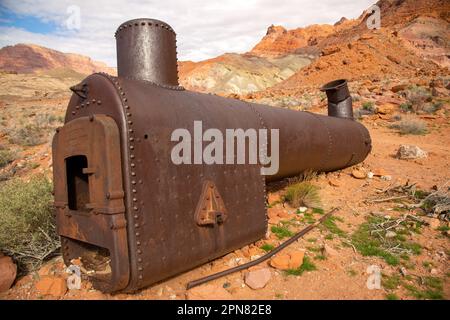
[396,145,428,160]
[0,254,17,292]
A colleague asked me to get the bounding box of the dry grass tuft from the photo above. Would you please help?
[283,181,322,209]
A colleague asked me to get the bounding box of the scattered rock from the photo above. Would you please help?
[430,79,444,88]
[385,231,397,238]
[377,103,396,115]
[270,255,290,270]
[352,168,367,179]
[359,34,373,40]
[187,284,233,300]
[372,168,389,177]
[370,211,385,217]
[431,87,448,97]
[38,262,55,277]
[321,46,341,56]
[298,207,308,213]
[270,250,305,270]
[243,246,261,258]
[267,208,279,220]
[399,267,408,277]
[0,254,17,292]
[381,175,392,181]
[328,178,341,187]
[267,193,281,204]
[278,210,290,219]
[83,290,108,300]
[396,145,428,160]
[423,217,440,230]
[70,258,82,266]
[35,276,67,297]
[391,84,408,93]
[322,244,338,257]
[376,96,404,106]
[245,268,272,289]
[430,268,438,275]
[387,55,401,65]
[268,216,281,225]
[367,172,374,179]
[289,251,305,269]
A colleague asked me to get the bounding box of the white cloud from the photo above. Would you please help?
[0,0,375,66]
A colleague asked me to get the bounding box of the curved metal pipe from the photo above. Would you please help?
[321,79,354,119]
[186,208,338,289]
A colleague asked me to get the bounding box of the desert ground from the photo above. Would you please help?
[0,69,448,300]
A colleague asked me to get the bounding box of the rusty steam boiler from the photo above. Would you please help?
[52,18,371,292]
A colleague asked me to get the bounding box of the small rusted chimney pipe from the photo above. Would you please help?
[115,18,179,86]
[321,79,353,119]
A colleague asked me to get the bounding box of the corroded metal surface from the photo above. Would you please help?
[321,79,354,119]
[52,115,129,292]
[116,18,181,88]
[52,18,372,293]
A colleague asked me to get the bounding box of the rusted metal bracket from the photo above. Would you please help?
[70,83,89,99]
[194,180,228,226]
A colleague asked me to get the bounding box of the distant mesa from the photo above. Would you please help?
[0,43,116,75]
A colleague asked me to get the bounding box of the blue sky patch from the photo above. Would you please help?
[0,5,58,34]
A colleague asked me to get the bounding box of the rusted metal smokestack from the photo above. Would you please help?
[115,18,179,87]
[321,79,353,119]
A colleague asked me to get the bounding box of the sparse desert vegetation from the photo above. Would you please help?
[0,147,16,168]
[0,175,59,273]
[389,116,428,135]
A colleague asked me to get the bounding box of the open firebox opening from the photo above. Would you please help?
[67,238,112,283]
[66,155,89,211]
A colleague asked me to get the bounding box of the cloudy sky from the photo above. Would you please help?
[0,0,375,66]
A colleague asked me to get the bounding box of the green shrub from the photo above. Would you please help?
[283,182,321,209]
[323,216,346,237]
[400,103,413,113]
[362,101,376,113]
[271,225,294,239]
[7,113,60,147]
[386,293,399,300]
[406,86,431,112]
[404,277,444,300]
[8,124,48,146]
[0,148,16,168]
[284,256,316,276]
[0,175,59,272]
[389,118,427,135]
[260,244,275,252]
[351,217,423,266]
[423,101,443,114]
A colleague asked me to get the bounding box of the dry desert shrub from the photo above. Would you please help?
[389,116,427,135]
[0,146,16,168]
[7,113,62,146]
[0,175,59,272]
